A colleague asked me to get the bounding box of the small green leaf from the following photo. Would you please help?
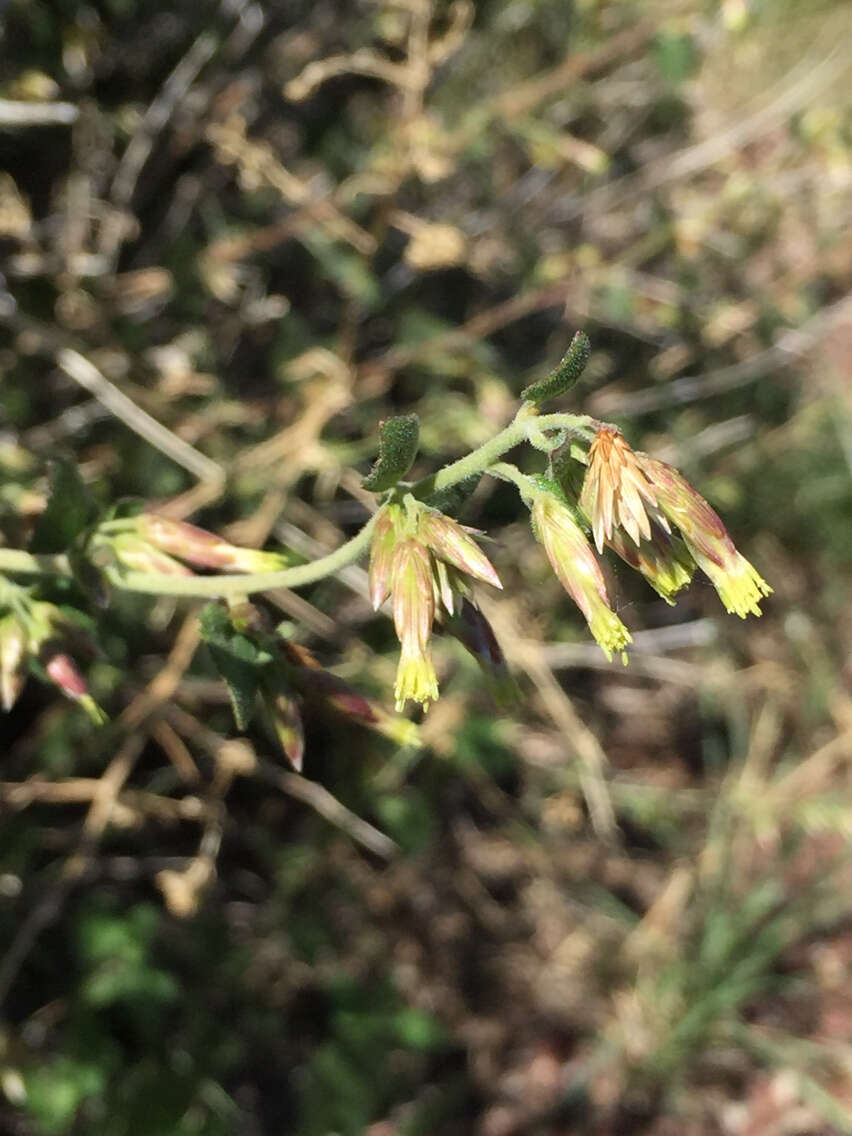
[521,330,591,405]
[199,603,267,730]
[31,458,99,554]
[362,414,420,491]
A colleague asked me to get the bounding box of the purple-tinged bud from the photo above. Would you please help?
[45,652,87,698]
[137,514,289,573]
[44,652,107,723]
[532,494,632,662]
[112,535,195,576]
[445,599,518,706]
[606,524,695,605]
[637,456,772,618]
[368,505,400,611]
[417,510,502,591]
[0,615,28,711]
[262,682,304,771]
[282,649,422,748]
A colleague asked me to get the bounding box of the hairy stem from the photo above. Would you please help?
[413,411,595,499]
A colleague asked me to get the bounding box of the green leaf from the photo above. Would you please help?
[520,330,591,405]
[361,414,420,491]
[31,458,99,554]
[199,603,269,730]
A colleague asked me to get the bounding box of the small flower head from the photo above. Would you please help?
[580,427,661,552]
[638,456,772,618]
[532,494,632,662]
[606,524,695,605]
[0,614,28,711]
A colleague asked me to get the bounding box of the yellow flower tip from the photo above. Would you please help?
[393,650,439,713]
[710,555,772,619]
[589,608,633,662]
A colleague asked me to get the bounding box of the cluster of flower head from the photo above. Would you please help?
[368,497,508,711]
[371,427,771,710]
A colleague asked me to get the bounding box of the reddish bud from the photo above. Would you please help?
[45,652,88,697]
[263,682,304,771]
[138,514,288,573]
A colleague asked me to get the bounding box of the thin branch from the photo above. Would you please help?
[56,348,225,483]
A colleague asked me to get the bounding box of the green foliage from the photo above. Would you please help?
[520,330,592,405]
[198,603,269,730]
[31,459,98,555]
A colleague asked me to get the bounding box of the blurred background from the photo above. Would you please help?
[1,0,852,1132]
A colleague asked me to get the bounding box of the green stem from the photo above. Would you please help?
[0,411,597,598]
[413,411,595,499]
[107,513,380,598]
[0,550,72,577]
[487,462,540,500]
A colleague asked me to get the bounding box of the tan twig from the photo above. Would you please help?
[0,99,79,126]
[56,348,225,483]
[106,30,218,236]
[260,763,399,860]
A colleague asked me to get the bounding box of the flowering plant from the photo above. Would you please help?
[0,332,770,762]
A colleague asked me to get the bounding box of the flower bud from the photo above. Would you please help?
[137,514,289,573]
[44,652,106,723]
[262,680,304,771]
[417,510,502,590]
[532,494,632,662]
[637,457,772,618]
[0,614,28,711]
